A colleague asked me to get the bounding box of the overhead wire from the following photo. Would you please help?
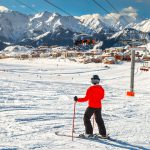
[92,0,118,22]
[105,0,147,24]
[103,0,130,25]
[42,0,99,34]
[43,0,73,17]
[14,0,99,37]
[105,0,148,42]
[14,0,42,46]
[42,0,84,34]
[15,0,39,13]
[104,0,120,14]
[15,0,101,35]
[38,0,149,45]
[92,0,121,37]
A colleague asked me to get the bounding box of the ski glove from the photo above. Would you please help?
[74,96,78,102]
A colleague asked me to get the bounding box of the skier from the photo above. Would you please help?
[74,75,108,138]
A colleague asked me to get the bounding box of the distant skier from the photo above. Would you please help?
[74,75,108,138]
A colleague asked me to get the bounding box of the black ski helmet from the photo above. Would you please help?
[91,75,100,84]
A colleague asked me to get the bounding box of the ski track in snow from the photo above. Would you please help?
[0,58,150,150]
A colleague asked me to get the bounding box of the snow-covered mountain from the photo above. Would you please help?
[0,10,92,42]
[134,19,150,32]
[77,13,141,32]
[28,12,91,37]
[0,7,149,50]
[0,10,28,42]
[76,14,108,33]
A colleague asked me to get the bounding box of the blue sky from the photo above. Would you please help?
[0,0,150,18]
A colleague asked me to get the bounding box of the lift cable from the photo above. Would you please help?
[93,0,118,22]
[16,0,39,13]
[43,0,99,34]
[43,0,73,17]
[103,0,130,25]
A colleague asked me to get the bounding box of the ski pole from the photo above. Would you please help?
[72,101,76,141]
[93,114,95,131]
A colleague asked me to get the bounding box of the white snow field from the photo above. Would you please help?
[0,58,150,150]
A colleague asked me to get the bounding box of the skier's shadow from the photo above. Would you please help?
[91,138,149,150]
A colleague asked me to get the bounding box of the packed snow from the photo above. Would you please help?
[0,58,150,150]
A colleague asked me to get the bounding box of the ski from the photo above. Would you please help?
[55,131,80,138]
[55,131,111,141]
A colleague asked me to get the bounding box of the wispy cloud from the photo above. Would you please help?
[121,6,137,14]
[104,6,138,23]
[121,6,138,18]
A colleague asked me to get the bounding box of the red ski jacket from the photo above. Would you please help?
[77,85,105,108]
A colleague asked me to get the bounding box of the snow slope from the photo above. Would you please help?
[0,58,150,150]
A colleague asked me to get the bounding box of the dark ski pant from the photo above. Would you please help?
[84,107,106,135]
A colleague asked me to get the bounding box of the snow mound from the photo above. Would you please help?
[3,45,32,54]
